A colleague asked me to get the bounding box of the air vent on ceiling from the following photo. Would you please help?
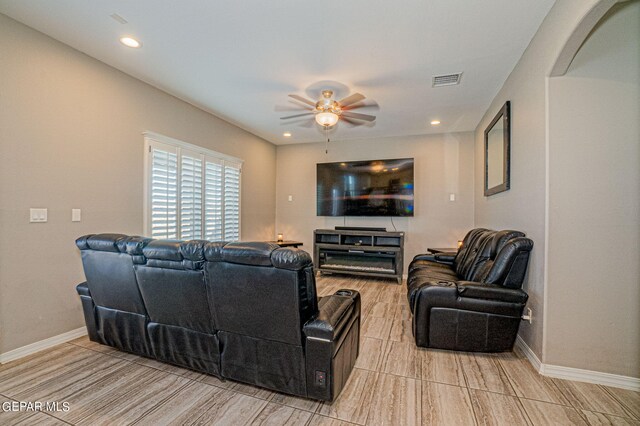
[432,73,463,87]
[110,13,128,24]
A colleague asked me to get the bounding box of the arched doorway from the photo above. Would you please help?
[545,0,639,382]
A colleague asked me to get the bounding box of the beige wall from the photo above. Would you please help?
[275,133,475,266]
[0,14,276,354]
[546,1,639,377]
[473,0,602,358]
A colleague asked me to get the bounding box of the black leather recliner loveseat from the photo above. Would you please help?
[407,228,533,352]
[75,233,360,401]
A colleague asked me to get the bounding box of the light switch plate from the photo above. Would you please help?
[30,208,48,223]
[72,209,81,222]
[449,193,456,201]
[288,195,293,202]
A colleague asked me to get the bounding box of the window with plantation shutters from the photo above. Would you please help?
[144,133,242,241]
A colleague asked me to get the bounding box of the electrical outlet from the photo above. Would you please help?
[315,370,326,386]
[522,308,533,323]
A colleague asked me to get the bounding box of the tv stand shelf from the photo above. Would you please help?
[314,229,405,284]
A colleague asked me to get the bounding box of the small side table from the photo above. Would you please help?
[268,240,304,248]
[427,247,458,254]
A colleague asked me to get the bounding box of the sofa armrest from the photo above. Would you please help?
[456,281,528,304]
[76,281,91,297]
[304,290,360,342]
[434,252,456,263]
[412,253,436,262]
[411,252,455,266]
[304,289,361,401]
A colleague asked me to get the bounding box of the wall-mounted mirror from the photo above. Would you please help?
[484,101,511,196]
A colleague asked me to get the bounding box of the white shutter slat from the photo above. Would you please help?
[180,153,203,240]
[150,147,178,239]
[224,164,241,241]
[204,161,223,241]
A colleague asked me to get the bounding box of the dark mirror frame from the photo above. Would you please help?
[484,101,511,196]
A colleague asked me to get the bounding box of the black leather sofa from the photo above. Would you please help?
[75,234,360,401]
[407,228,533,352]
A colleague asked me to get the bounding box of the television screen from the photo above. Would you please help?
[317,158,414,216]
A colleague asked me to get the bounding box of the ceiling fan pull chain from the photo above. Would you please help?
[325,127,330,154]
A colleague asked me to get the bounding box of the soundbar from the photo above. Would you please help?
[334,226,387,232]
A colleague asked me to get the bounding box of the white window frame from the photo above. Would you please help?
[143,131,243,240]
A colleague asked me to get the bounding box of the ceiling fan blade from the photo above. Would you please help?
[338,93,365,107]
[343,100,379,111]
[275,104,313,112]
[280,112,315,120]
[340,116,365,127]
[341,111,376,122]
[288,94,316,107]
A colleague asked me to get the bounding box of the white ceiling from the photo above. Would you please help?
[0,0,555,145]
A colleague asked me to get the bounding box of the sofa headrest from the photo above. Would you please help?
[497,237,534,258]
[125,236,153,255]
[221,242,281,266]
[457,229,496,279]
[180,240,208,262]
[454,228,490,266]
[491,230,525,255]
[144,240,182,261]
[203,241,229,261]
[76,233,128,252]
[142,239,206,270]
[217,242,312,270]
[483,237,534,286]
[76,234,313,271]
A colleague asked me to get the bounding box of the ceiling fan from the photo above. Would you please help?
[281,90,376,128]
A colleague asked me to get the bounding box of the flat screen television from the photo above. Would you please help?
[317,158,414,216]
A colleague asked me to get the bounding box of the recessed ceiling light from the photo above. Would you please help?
[283,132,292,137]
[120,36,142,48]
[430,120,441,126]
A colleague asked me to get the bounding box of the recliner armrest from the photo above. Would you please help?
[304,290,360,341]
[456,281,528,304]
[304,289,361,401]
[76,282,91,297]
[434,252,456,263]
[412,252,455,265]
[412,254,436,262]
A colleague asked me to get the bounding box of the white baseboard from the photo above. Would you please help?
[515,335,542,372]
[0,327,87,364]
[541,364,640,391]
[515,335,640,391]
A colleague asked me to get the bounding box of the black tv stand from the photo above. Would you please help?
[314,229,405,284]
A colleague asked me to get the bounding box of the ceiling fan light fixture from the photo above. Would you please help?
[315,111,339,127]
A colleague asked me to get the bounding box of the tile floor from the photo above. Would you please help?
[0,275,638,425]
